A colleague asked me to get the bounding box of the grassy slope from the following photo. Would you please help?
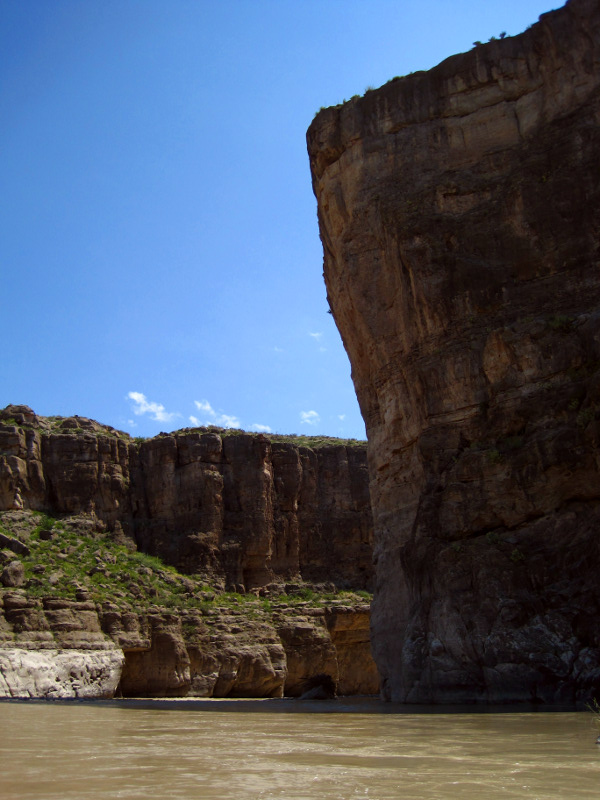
[0,510,371,617]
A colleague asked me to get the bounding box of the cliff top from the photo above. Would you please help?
[0,405,366,450]
[307,0,596,180]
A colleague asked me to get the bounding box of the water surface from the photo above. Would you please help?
[1,698,598,799]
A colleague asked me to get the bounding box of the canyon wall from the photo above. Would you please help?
[308,0,600,702]
[0,407,377,698]
[0,579,376,699]
[0,405,372,591]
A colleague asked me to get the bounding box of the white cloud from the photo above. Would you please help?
[192,400,240,429]
[189,415,201,426]
[194,399,215,417]
[217,414,240,428]
[309,332,323,340]
[338,414,346,421]
[127,392,178,423]
[251,423,272,433]
[300,410,320,426]
[274,346,284,353]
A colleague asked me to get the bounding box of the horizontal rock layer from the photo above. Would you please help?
[0,407,372,591]
[308,0,600,702]
[0,648,124,699]
[0,592,378,699]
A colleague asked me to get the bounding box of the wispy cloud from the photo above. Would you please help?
[251,423,272,433]
[127,391,179,423]
[194,400,214,415]
[193,399,240,429]
[338,414,346,421]
[274,346,284,353]
[308,332,326,352]
[300,410,320,426]
[218,414,240,428]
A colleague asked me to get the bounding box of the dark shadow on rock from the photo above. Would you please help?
[298,673,337,700]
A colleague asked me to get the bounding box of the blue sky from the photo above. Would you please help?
[1,0,556,439]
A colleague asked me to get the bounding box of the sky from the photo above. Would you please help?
[1,0,557,440]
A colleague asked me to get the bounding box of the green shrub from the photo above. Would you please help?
[547,314,574,332]
[577,407,596,428]
[487,449,502,464]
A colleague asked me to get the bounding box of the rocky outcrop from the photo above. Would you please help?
[308,0,600,702]
[0,590,124,699]
[0,581,377,699]
[0,649,124,699]
[0,408,378,699]
[324,605,379,695]
[0,406,372,591]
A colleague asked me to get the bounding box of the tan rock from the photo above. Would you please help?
[277,614,339,696]
[1,561,24,588]
[325,606,379,695]
[0,407,372,592]
[0,647,124,699]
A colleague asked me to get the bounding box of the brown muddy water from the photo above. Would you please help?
[0,698,598,799]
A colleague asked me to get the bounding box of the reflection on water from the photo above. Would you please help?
[0,698,598,800]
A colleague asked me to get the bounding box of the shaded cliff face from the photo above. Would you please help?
[308,0,600,702]
[0,406,372,592]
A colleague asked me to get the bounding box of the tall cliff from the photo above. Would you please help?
[308,0,600,702]
[0,405,372,591]
[0,406,378,699]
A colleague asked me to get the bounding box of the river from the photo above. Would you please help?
[1,698,598,799]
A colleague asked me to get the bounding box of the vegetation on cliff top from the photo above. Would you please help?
[0,406,365,449]
[177,427,366,449]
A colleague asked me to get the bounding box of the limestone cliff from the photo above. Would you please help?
[0,408,378,699]
[0,562,376,700]
[308,0,600,702]
[0,405,372,591]
[0,574,376,699]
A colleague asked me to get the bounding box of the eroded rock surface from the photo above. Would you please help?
[0,408,378,699]
[0,583,377,698]
[308,0,600,702]
[0,406,372,591]
[0,648,124,699]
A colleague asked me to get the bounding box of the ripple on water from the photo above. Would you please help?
[0,701,598,800]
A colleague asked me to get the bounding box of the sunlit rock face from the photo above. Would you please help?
[0,407,373,592]
[0,584,378,699]
[0,410,378,699]
[0,648,124,699]
[308,0,600,702]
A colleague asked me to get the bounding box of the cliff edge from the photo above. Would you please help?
[0,405,372,592]
[308,0,600,702]
[0,407,377,698]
